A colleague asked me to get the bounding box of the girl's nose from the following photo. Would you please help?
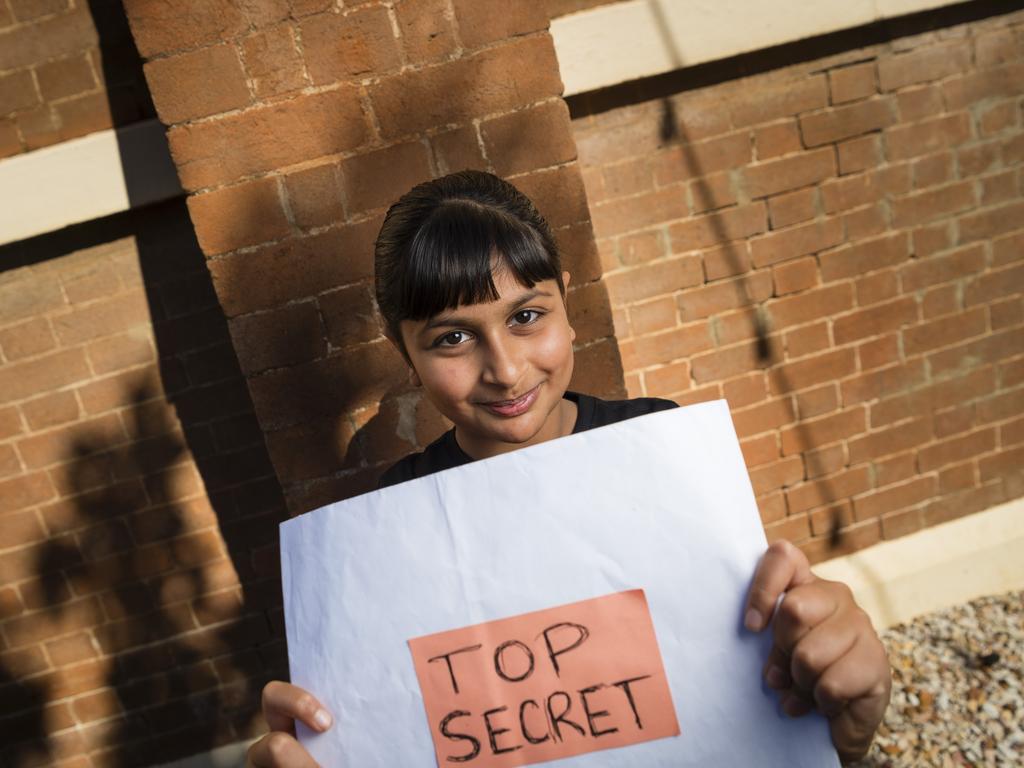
[481,337,525,389]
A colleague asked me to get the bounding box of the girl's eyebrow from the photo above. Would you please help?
[423,288,552,330]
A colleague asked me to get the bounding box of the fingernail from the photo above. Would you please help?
[314,708,333,731]
[744,608,763,631]
[765,665,786,689]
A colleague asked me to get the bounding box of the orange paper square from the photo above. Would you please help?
[408,589,680,767]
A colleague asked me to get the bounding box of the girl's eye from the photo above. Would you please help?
[511,309,542,326]
[435,330,470,347]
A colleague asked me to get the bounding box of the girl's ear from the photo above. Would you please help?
[562,271,572,292]
[562,271,576,343]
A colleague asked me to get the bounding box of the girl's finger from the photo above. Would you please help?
[261,681,333,735]
[247,732,321,768]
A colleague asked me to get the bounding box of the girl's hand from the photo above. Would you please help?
[246,681,333,767]
[744,540,891,764]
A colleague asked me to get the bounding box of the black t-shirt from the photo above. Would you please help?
[377,391,677,489]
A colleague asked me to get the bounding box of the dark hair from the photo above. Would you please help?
[374,170,563,346]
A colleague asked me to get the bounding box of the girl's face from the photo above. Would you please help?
[397,268,576,459]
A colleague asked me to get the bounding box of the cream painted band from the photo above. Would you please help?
[0,119,182,246]
[552,0,965,96]
[813,497,1024,630]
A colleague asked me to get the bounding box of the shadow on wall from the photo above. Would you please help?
[0,199,289,766]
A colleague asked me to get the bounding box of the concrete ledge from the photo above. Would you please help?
[0,119,182,246]
[552,0,966,95]
[813,497,1024,629]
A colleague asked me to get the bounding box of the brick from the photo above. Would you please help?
[0,118,19,159]
[854,269,898,306]
[821,165,911,213]
[980,169,1017,207]
[0,442,19,478]
[208,220,379,316]
[780,407,866,456]
[744,148,835,200]
[168,88,367,191]
[891,181,975,228]
[557,223,602,284]
[990,297,1023,330]
[369,36,561,140]
[974,27,1024,68]
[16,104,61,150]
[784,321,829,358]
[123,0,248,58]
[187,177,291,255]
[689,172,738,214]
[770,256,817,296]
[869,367,996,427]
[722,372,767,409]
[241,23,307,99]
[481,101,576,177]
[645,360,692,398]
[614,230,662,267]
[395,0,457,64]
[977,387,1024,425]
[0,471,55,514]
[750,217,843,269]
[878,42,971,92]
[919,428,997,472]
[979,445,1024,483]
[629,297,677,336]
[853,476,937,521]
[768,348,857,395]
[903,306,987,356]
[690,337,775,384]
[787,467,872,514]
[819,232,909,282]
[910,151,954,190]
[965,263,1024,307]
[875,452,918,487]
[858,335,899,371]
[605,254,702,305]
[886,112,972,161]
[799,98,896,147]
[46,632,99,667]
[924,482,1006,528]
[741,432,779,468]
[768,188,817,230]
[654,132,751,185]
[248,339,406,429]
[511,164,590,230]
[978,100,1018,137]
[317,282,380,350]
[0,348,91,404]
[732,396,796,438]
[829,62,876,104]
[676,271,772,323]
[765,514,811,545]
[796,382,840,418]
[668,203,767,252]
[301,5,401,83]
[55,90,117,142]
[431,125,487,175]
[86,329,156,375]
[768,283,853,330]
[0,71,40,115]
[21,389,81,430]
[144,44,249,124]
[943,63,1024,111]
[283,162,345,230]
[593,186,685,238]
[834,296,917,345]
[343,141,433,216]
[848,416,933,464]
[633,323,713,368]
[845,360,928,410]
[754,121,802,160]
[451,0,548,49]
[900,242,985,291]
[993,232,1024,267]
[956,140,1000,177]
[228,302,327,375]
[748,455,804,496]
[702,242,750,281]
[837,134,882,175]
[896,85,944,122]
[729,75,828,128]
[0,316,57,361]
[804,443,846,479]
[959,201,1024,244]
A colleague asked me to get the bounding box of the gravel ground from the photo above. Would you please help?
[852,590,1023,767]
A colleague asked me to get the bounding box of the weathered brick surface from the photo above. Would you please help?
[0,1,152,158]
[573,8,1024,564]
[0,201,287,765]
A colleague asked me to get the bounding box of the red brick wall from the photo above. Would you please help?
[544,0,627,19]
[574,10,1024,562]
[0,0,154,158]
[0,202,289,765]
[123,0,620,515]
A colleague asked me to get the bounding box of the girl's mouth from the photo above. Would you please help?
[480,385,540,417]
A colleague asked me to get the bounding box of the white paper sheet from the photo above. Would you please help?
[280,399,840,767]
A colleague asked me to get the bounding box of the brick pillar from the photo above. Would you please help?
[121,0,621,513]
